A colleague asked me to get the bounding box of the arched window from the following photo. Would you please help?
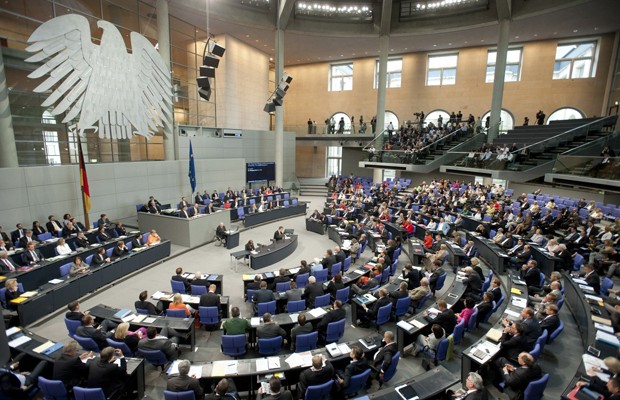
[424,110,450,128]
[481,109,514,132]
[330,112,352,134]
[547,107,585,123]
[384,111,399,131]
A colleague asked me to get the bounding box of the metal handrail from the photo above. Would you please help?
[362,128,388,151]
[508,115,617,155]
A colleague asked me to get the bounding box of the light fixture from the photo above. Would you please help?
[400,0,488,20]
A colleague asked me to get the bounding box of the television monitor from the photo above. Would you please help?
[246,162,275,183]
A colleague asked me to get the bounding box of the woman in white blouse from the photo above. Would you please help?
[55,238,72,255]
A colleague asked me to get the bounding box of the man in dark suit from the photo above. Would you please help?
[297,355,334,398]
[0,251,19,273]
[18,230,36,249]
[167,359,203,400]
[372,331,398,383]
[447,372,488,400]
[431,299,457,335]
[135,291,163,315]
[499,232,515,249]
[303,276,325,309]
[0,226,11,245]
[510,244,532,268]
[87,347,128,397]
[518,307,541,348]
[53,340,90,390]
[45,217,62,235]
[92,247,110,267]
[191,272,211,289]
[580,263,601,294]
[75,232,90,248]
[216,222,228,245]
[256,313,286,339]
[497,322,530,361]
[336,345,369,393]
[61,222,78,238]
[428,261,445,294]
[97,214,111,229]
[271,268,290,291]
[273,226,285,242]
[259,377,293,400]
[178,197,190,210]
[0,239,13,252]
[320,249,337,270]
[246,275,262,291]
[189,203,201,217]
[195,192,204,205]
[540,304,560,335]
[138,326,179,361]
[21,242,44,265]
[476,292,495,325]
[290,313,313,351]
[75,314,114,350]
[317,300,346,340]
[111,240,129,259]
[171,267,192,293]
[462,266,482,299]
[495,352,542,397]
[389,281,409,306]
[334,245,346,264]
[359,288,391,327]
[253,281,275,312]
[200,284,221,309]
[179,205,190,219]
[402,263,421,290]
[520,260,542,290]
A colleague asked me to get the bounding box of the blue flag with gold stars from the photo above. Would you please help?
[188,140,196,194]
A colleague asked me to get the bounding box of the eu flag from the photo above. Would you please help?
[188,140,196,194]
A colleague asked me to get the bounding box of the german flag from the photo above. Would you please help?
[77,135,91,212]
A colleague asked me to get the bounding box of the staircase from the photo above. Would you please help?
[299,178,329,196]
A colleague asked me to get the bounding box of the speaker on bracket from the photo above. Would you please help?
[197,39,225,102]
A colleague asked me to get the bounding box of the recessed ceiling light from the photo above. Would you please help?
[533,34,538,37]
[573,29,578,33]
[340,54,344,56]
[390,49,394,51]
[433,44,437,47]
[448,43,452,45]
[255,39,259,42]
[352,53,356,55]
[480,39,484,42]
[594,27,599,31]
[514,36,519,39]
[464,41,468,44]
[269,57,273,61]
[246,34,250,38]
[404,47,408,50]
[553,32,557,35]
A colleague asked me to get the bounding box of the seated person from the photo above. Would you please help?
[302,276,325,308]
[4,279,22,311]
[0,251,18,273]
[113,322,147,354]
[75,232,90,248]
[411,323,445,357]
[53,340,90,390]
[168,293,193,317]
[273,226,285,242]
[576,357,620,398]
[297,355,334,398]
[146,229,161,246]
[456,298,476,326]
[290,313,313,351]
[253,281,275,314]
[335,345,370,393]
[445,372,488,400]
[167,359,203,400]
[256,313,286,340]
[358,288,390,327]
[325,273,344,301]
[476,292,495,325]
[205,378,238,400]
[409,278,430,302]
[76,314,115,350]
[96,226,111,242]
[216,222,228,244]
[317,300,346,339]
[258,376,292,400]
[0,353,47,398]
[21,242,44,265]
[223,306,250,335]
[112,240,129,259]
[55,238,72,256]
[61,222,78,238]
[138,326,180,361]
[135,290,163,315]
[171,267,192,293]
[493,352,542,398]
[285,281,303,303]
[69,255,89,277]
[86,347,127,397]
[92,247,110,266]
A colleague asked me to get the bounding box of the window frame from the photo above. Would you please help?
[426,52,458,86]
[329,62,354,92]
[326,146,342,177]
[553,39,599,80]
[485,47,523,83]
[374,58,403,89]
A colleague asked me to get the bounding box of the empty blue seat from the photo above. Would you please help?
[314,294,330,308]
[287,300,306,313]
[163,390,195,400]
[74,335,99,352]
[171,280,186,294]
[74,387,105,400]
[295,331,318,352]
[221,334,246,357]
[325,319,345,343]
[305,380,333,400]
[106,338,134,357]
[166,309,187,318]
[199,306,220,327]
[335,287,350,304]
[258,336,282,356]
[37,377,68,400]
[191,285,207,295]
[257,300,277,316]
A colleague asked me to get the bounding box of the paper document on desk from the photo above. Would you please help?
[122,314,137,323]
[596,330,620,347]
[504,309,521,319]
[152,291,169,300]
[48,279,63,284]
[8,335,30,348]
[411,319,426,329]
[338,343,351,354]
[486,328,503,342]
[33,341,54,354]
[251,317,261,327]
[285,353,303,368]
[596,323,614,333]
[579,285,595,292]
[6,327,20,336]
[583,354,607,371]
[326,343,341,357]
[573,278,587,285]
[289,268,300,274]
[267,357,280,369]
[592,316,612,325]
[143,317,156,324]
[289,313,299,323]
[427,307,440,315]
[397,320,414,331]
[308,308,327,317]
[132,315,146,323]
[511,297,527,308]
[354,269,366,275]
[256,358,269,372]
[20,291,37,298]
[586,294,604,302]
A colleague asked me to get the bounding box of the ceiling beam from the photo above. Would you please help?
[496,0,512,21]
[380,0,393,36]
[278,0,295,30]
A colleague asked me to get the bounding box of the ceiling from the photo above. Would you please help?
[161,0,620,66]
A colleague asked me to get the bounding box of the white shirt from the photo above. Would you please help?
[56,243,72,255]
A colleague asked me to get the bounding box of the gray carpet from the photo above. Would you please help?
[27,195,584,399]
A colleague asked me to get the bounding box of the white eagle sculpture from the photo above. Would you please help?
[25,14,172,139]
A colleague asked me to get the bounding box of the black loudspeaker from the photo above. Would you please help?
[203,55,220,68]
[264,102,276,113]
[200,66,216,78]
[210,43,226,57]
[196,77,210,87]
[198,88,212,101]
[282,73,293,84]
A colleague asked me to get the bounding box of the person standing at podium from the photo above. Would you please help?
[274,226,285,242]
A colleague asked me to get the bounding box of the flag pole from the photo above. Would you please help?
[76,132,91,228]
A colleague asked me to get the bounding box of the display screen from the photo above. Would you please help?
[246,162,275,183]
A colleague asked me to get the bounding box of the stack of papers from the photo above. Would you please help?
[285,351,313,368]
[327,342,352,357]
[596,330,620,347]
[143,317,156,324]
[48,279,63,284]
[212,361,238,376]
[21,291,37,298]
[121,314,137,323]
[289,313,299,323]
[167,361,203,377]
[152,291,170,300]
[33,341,55,353]
[8,335,30,348]
[256,358,269,372]
[595,323,614,333]
[397,320,414,331]
[308,308,327,318]
[511,297,527,308]
[411,319,426,329]
[132,315,146,323]
[288,268,300,274]
[251,317,261,327]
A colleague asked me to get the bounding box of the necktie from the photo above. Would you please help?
[3,259,13,272]
[31,250,38,262]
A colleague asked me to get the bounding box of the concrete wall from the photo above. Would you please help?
[0,130,296,229]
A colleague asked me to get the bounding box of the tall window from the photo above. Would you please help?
[486,48,522,83]
[553,41,597,79]
[427,54,458,86]
[375,58,402,88]
[481,109,515,133]
[547,107,585,123]
[42,111,61,165]
[329,63,353,91]
[326,146,342,177]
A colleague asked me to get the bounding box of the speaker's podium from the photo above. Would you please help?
[226,230,240,249]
